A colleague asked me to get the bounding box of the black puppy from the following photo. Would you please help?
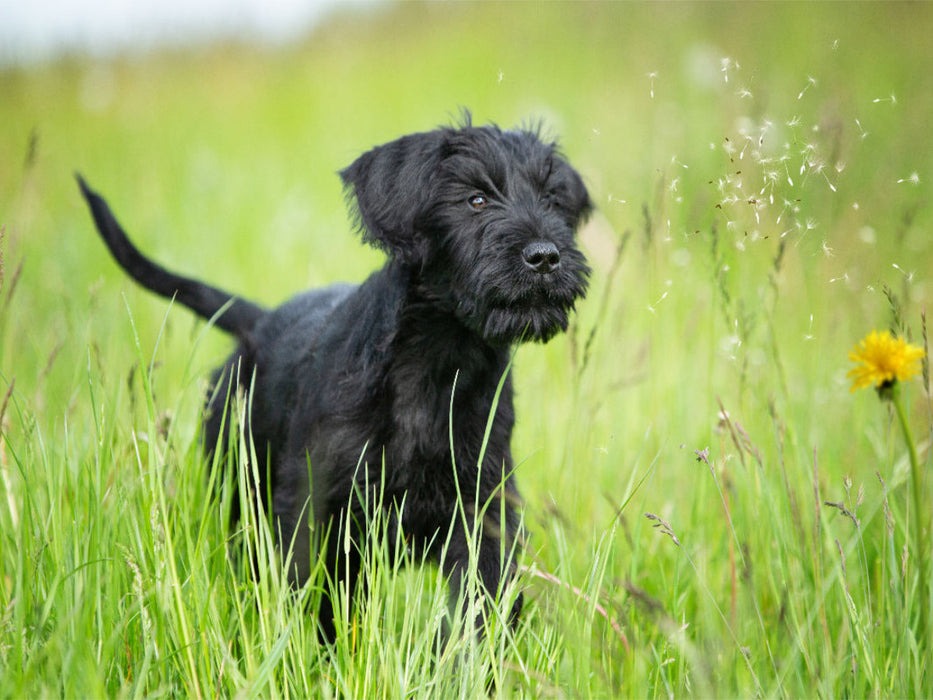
[78,115,591,640]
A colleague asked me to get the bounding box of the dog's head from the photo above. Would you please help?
[341,115,591,344]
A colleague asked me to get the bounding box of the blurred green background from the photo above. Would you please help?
[4,1,931,486]
[2,1,933,695]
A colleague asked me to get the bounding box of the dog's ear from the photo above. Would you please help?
[566,166,594,227]
[340,131,447,263]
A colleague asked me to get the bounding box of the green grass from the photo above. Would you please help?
[2,1,933,696]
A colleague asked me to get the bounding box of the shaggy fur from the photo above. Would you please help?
[78,115,591,640]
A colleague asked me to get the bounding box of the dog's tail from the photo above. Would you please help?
[76,174,265,341]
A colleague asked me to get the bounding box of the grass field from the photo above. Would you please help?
[2,2,933,696]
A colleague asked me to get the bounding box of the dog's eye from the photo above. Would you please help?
[469,195,488,210]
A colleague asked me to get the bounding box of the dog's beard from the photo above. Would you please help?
[460,275,587,345]
[480,304,572,344]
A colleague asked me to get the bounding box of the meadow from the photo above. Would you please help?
[2,2,932,696]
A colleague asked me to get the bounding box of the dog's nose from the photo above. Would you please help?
[522,241,561,274]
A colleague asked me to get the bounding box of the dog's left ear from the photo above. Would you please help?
[565,165,594,227]
[340,131,447,263]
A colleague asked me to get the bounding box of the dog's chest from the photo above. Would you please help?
[385,347,514,496]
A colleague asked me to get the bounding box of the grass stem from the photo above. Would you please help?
[891,384,930,653]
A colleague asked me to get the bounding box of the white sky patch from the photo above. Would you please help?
[1,0,380,65]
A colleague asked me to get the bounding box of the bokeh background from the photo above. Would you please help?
[2,2,933,696]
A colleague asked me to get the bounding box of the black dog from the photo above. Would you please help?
[78,115,591,640]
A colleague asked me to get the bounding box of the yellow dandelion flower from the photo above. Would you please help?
[847,329,925,393]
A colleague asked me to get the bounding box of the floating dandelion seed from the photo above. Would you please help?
[892,263,914,283]
[647,71,658,99]
[897,172,920,185]
[804,314,815,340]
[720,57,738,83]
[847,330,925,393]
[797,76,817,100]
[670,155,689,169]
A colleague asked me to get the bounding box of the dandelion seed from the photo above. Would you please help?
[847,330,925,393]
[822,241,834,257]
[720,57,736,83]
[897,172,920,185]
[737,87,753,99]
[855,118,869,139]
[592,127,601,136]
[892,263,914,283]
[804,314,815,340]
[670,155,688,169]
[648,71,658,99]
[873,94,896,104]
[797,76,817,100]
[497,69,505,83]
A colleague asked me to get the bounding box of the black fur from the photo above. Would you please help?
[78,115,591,641]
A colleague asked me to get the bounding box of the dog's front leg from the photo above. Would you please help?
[315,516,363,643]
[442,517,523,636]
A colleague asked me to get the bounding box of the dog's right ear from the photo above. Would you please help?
[340,130,448,263]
